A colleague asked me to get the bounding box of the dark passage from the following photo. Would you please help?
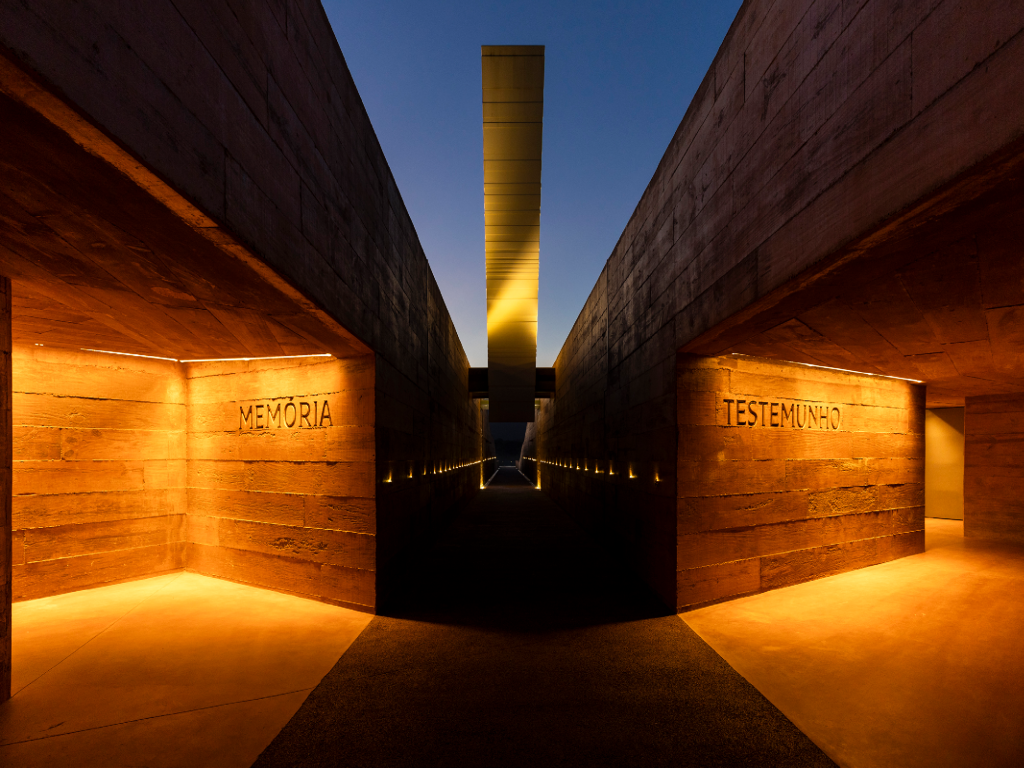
[254,467,835,767]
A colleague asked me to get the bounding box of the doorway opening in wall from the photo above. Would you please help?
[924,407,965,549]
[491,422,527,468]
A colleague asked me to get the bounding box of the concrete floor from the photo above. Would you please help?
[254,468,834,767]
[684,518,1024,768]
[0,572,372,767]
[4,517,1020,767]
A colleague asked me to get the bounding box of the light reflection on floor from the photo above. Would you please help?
[0,572,372,767]
[683,519,1024,768]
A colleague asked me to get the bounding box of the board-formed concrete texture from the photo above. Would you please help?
[0,278,10,702]
[0,0,1022,735]
[530,0,1024,610]
[675,354,925,608]
[0,0,496,700]
[12,345,188,602]
[964,394,1024,546]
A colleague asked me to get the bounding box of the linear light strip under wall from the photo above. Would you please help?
[79,348,333,363]
[79,347,179,362]
[180,354,333,363]
[727,353,924,383]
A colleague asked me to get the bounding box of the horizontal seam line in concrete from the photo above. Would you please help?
[8,572,185,699]
[0,687,315,747]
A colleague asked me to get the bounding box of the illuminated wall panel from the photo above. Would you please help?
[11,345,187,600]
[6,348,377,611]
[482,45,543,422]
[964,394,1024,546]
[0,278,10,700]
[676,354,925,610]
[185,354,376,611]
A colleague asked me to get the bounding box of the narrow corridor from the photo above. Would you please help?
[255,468,833,767]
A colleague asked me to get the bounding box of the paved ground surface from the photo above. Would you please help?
[685,519,1024,768]
[255,467,834,767]
[0,573,371,767]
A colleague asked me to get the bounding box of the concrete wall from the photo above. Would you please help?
[964,394,1024,545]
[186,355,376,610]
[6,348,381,611]
[676,354,924,609]
[0,0,462,378]
[11,345,187,601]
[373,308,490,590]
[0,278,10,702]
[534,0,1023,607]
[925,408,965,520]
[0,0,486,612]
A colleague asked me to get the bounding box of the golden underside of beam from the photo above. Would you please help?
[482,45,543,419]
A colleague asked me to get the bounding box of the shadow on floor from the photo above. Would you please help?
[387,467,668,633]
[254,467,835,767]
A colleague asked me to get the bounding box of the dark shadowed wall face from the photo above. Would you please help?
[964,395,1024,546]
[372,315,491,592]
[186,355,376,611]
[533,282,678,607]
[12,345,187,601]
[676,354,925,610]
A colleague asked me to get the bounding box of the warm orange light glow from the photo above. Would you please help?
[181,353,333,363]
[727,352,924,384]
[81,348,335,365]
[81,348,178,362]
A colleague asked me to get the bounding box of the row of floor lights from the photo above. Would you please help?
[522,457,661,482]
[383,457,496,483]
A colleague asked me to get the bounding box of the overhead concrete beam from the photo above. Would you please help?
[482,45,543,422]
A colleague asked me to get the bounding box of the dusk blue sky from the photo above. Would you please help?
[321,0,744,367]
